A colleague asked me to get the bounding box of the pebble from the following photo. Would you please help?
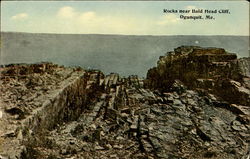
[95,145,105,150]
[113,144,123,149]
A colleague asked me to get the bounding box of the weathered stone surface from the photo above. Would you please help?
[145,46,250,106]
[238,57,250,77]
[0,46,249,159]
[12,71,246,159]
[0,63,104,158]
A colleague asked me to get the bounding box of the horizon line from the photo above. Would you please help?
[1,31,249,37]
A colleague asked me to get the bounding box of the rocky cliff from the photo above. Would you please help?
[0,46,249,159]
[145,46,250,106]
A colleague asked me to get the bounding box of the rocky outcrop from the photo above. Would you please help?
[145,46,250,106]
[0,46,249,159]
[14,72,249,159]
[0,63,103,158]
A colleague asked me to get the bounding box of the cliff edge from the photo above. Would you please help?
[145,46,250,106]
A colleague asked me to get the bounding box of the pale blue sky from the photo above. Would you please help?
[1,1,249,35]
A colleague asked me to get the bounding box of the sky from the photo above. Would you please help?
[1,1,249,35]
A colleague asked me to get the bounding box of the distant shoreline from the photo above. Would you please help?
[1,31,248,37]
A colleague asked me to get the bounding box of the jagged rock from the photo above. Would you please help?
[145,46,250,106]
[1,47,249,159]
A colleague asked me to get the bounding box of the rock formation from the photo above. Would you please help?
[145,46,250,105]
[0,46,249,159]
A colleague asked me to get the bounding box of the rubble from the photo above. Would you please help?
[0,46,249,159]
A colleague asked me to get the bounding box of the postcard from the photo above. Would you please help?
[0,1,249,159]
